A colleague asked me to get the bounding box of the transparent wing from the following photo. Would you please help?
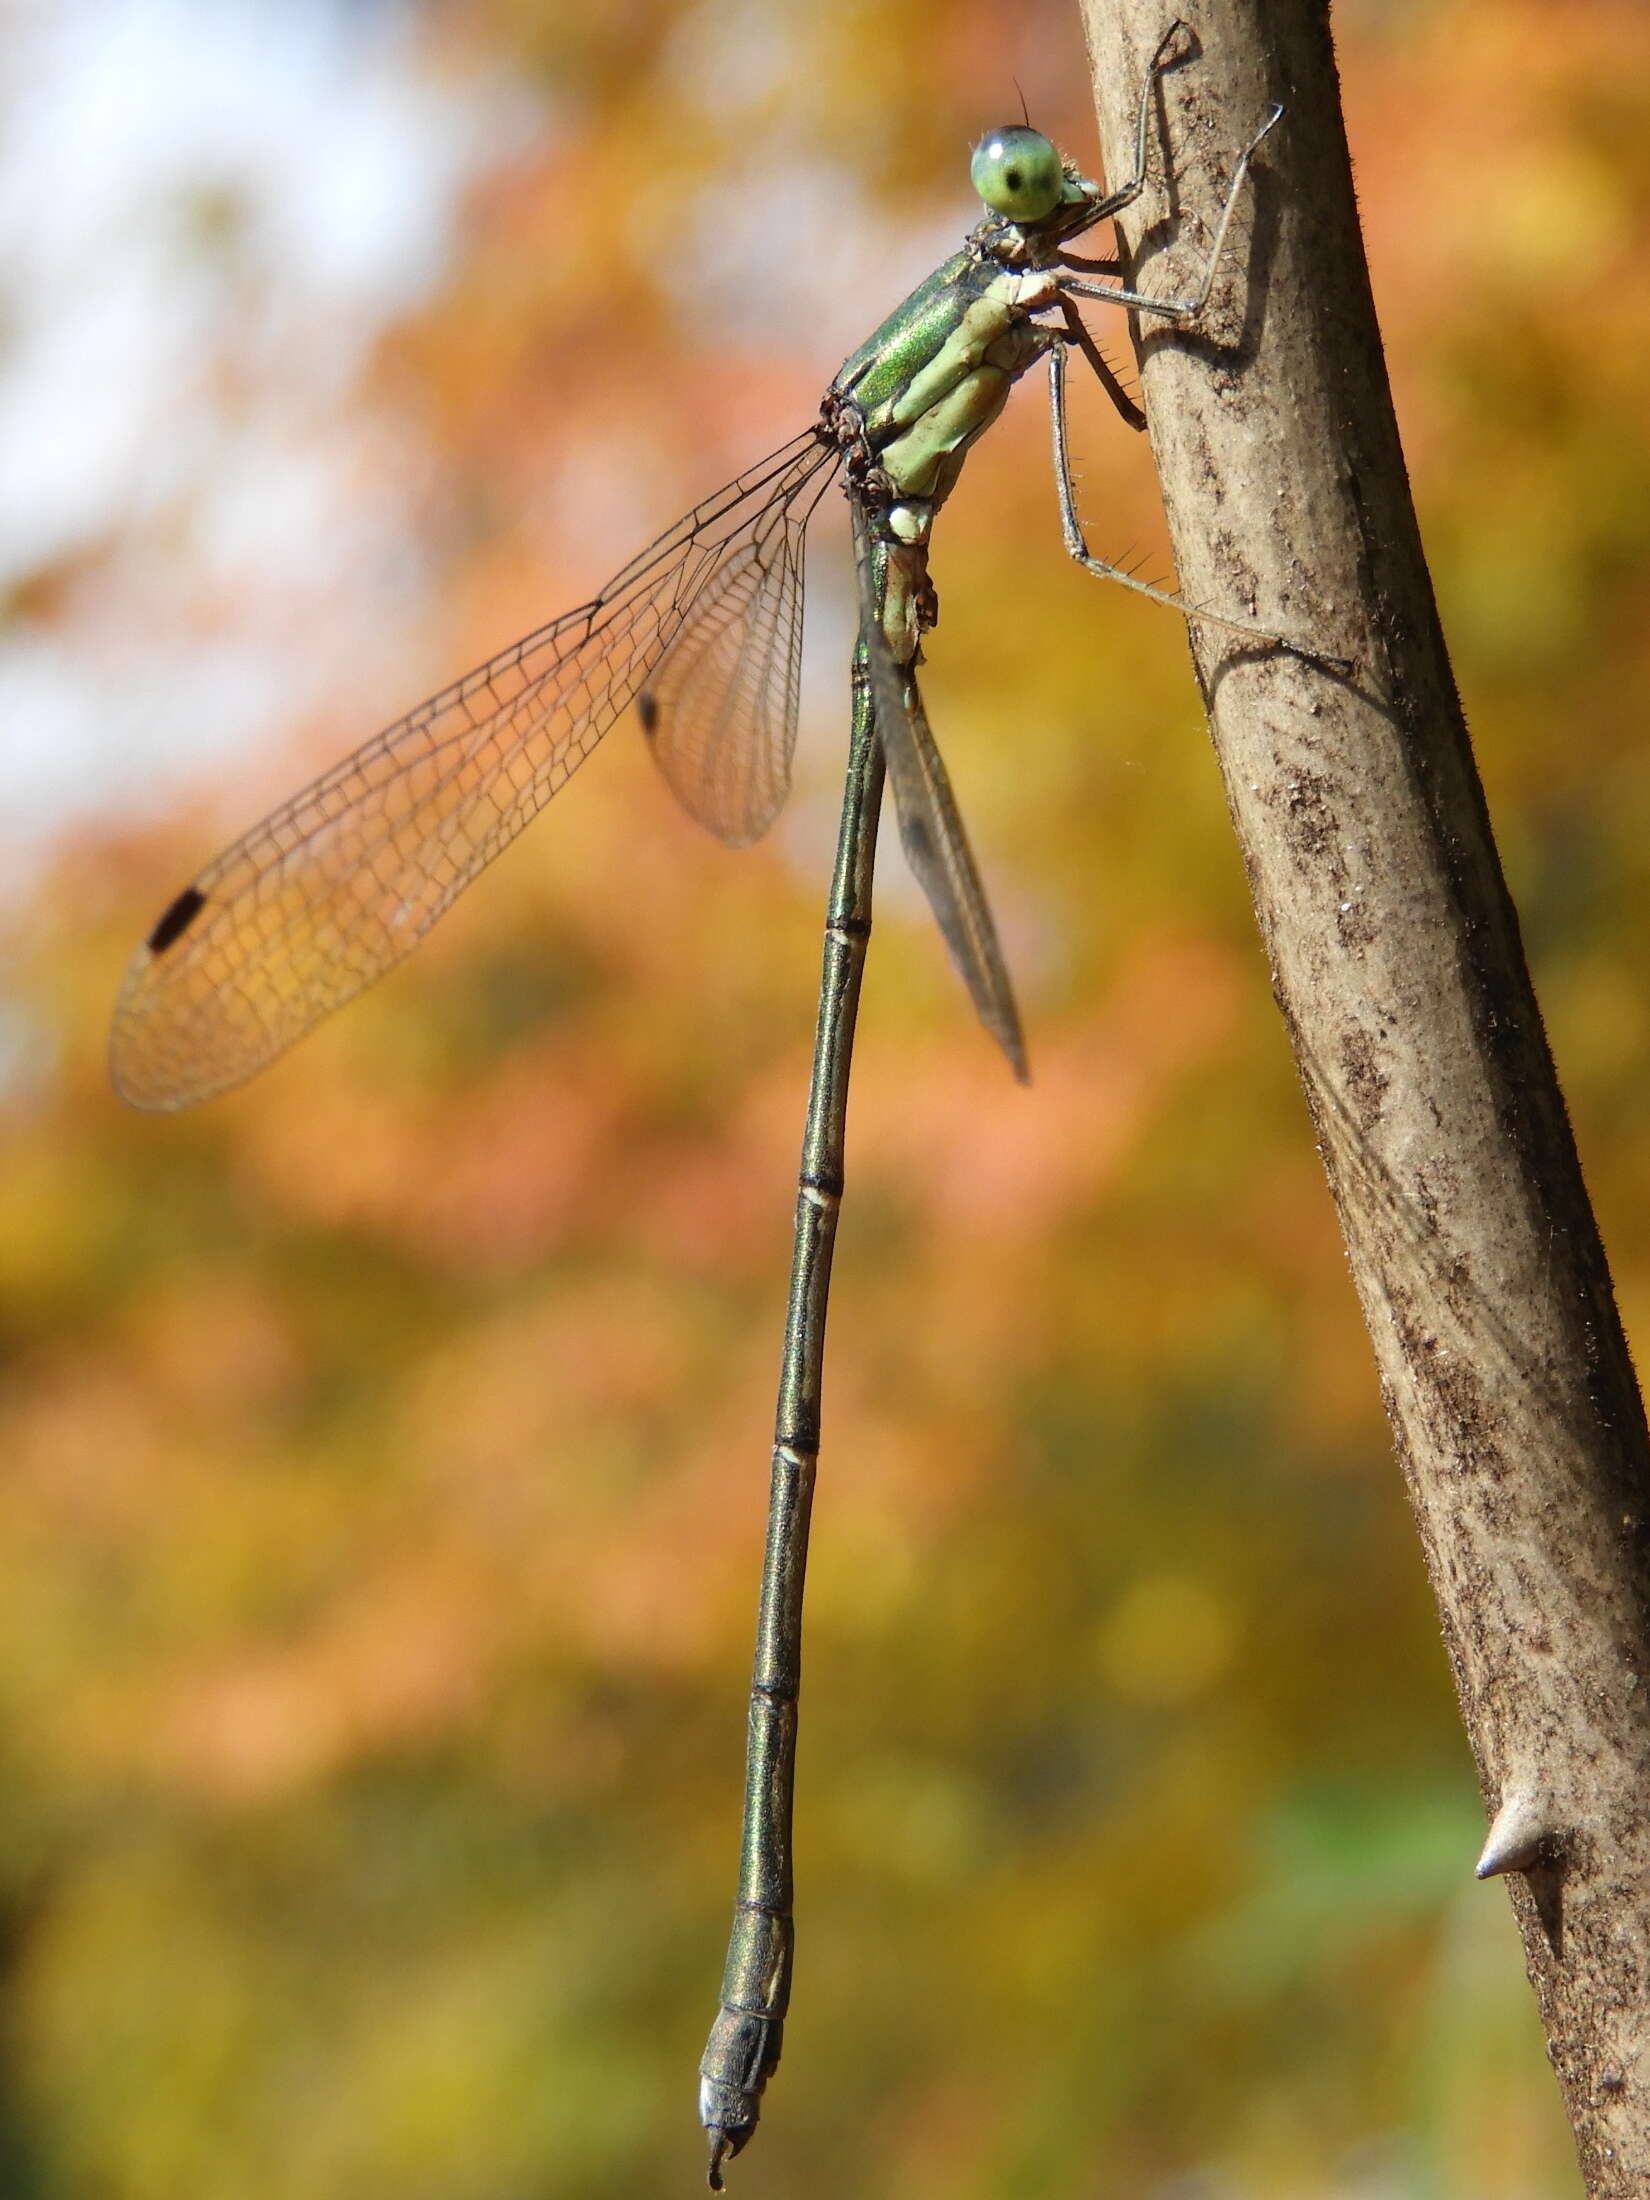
[855,519,1028,1081]
[111,428,841,1112]
[637,461,815,847]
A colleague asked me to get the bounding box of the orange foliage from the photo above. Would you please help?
[4,1,1640,2192]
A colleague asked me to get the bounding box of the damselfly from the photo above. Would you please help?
[110,24,1338,2183]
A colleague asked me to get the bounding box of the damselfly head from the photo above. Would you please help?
[969,125,1069,224]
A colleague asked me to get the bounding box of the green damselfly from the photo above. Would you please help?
[111,23,1339,2182]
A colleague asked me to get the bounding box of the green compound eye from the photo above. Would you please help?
[969,126,1065,222]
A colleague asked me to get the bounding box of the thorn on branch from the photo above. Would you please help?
[1476,1788,1561,1880]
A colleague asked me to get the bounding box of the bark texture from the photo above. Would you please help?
[1078,3,1650,2191]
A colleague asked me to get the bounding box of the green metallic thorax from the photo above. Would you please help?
[831,249,977,424]
[831,244,1062,511]
[829,234,1066,668]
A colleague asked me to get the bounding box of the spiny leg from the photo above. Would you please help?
[1055,291,1145,433]
[1060,101,1283,320]
[1067,15,1195,246]
[1047,340,1348,671]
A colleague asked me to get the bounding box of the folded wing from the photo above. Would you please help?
[854,518,1028,1081]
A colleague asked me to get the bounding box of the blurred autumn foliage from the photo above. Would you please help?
[3,0,1647,2193]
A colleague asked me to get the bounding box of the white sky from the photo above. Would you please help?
[0,0,535,868]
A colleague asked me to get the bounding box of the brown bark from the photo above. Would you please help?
[1077,2,1650,2191]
